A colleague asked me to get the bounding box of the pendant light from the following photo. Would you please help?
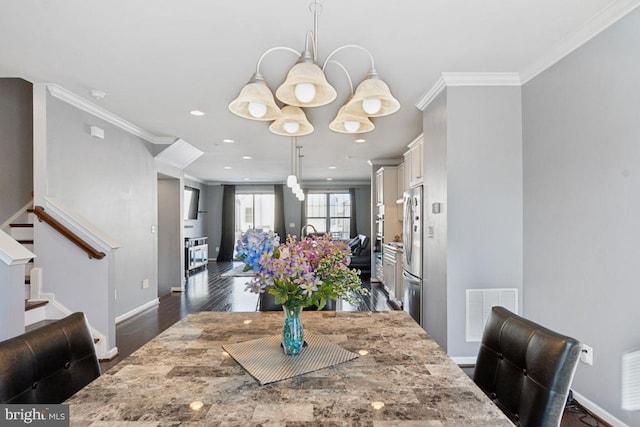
[227,1,400,139]
[228,72,282,121]
[269,106,314,136]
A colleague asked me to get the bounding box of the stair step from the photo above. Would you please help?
[25,319,56,332]
[25,300,48,311]
[9,223,33,228]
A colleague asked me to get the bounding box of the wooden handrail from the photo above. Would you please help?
[32,206,106,260]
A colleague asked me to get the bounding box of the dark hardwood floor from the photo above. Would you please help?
[100,261,390,371]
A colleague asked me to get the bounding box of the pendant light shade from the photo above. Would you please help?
[228,74,282,121]
[269,106,314,136]
[275,53,337,108]
[344,76,400,118]
[329,104,375,134]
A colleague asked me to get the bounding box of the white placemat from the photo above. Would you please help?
[222,333,358,385]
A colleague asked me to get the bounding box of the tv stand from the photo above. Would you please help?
[185,237,208,276]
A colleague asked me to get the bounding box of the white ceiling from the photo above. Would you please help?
[0,0,630,183]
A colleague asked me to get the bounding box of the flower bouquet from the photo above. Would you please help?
[235,230,369,354]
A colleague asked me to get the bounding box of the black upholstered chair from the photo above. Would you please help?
[0,312,101,403]
[258,292,336,311]
[473,306,581,427]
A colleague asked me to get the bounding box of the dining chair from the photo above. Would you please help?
[258,292,336,311]
[473,306,581,427]
[0,312,101,403]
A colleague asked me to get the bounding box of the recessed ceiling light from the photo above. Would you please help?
[242,156,253,160]
[326,177,333,181]
[224,166,232,170]
[328,166,337,169]
[355,138,366,143]
[190,110,205,116]
[243,178,250,181]
[222,139,235,143]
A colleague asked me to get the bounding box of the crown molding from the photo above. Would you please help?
[367,158,403,167]
[184,174,207,185]
[521,0,640,83]
[415,77,446,111]
[46,84,161,144]
[415,73,521,111]
[441,72,521,87]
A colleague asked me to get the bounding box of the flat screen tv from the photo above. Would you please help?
[184,186,200,220]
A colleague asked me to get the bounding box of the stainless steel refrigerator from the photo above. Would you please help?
[402,186,423,325]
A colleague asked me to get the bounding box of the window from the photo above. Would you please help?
[235,193,275,234]
[305,192,351,239]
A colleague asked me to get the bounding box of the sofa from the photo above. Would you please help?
[347,234,371,273]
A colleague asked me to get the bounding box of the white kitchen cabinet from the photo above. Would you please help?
[383,243,404,302]
[408,135,424,187]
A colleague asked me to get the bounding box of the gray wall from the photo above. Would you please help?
[522,8,640,425]
[421,85,523,357]
[447,85,523,357]
[422,90,448,350]
[158,177,181,295]
[0,78,32,224]
[45,93,158,317]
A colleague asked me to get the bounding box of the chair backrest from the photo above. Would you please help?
[473,306,581,427]
[259,292,336,312]
[0,312,101,403]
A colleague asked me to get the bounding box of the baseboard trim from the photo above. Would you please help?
[451,356,477,365]
[115,298,159,324]
[572,390,629,427]
[170,287,183,292]
[99,346,119,361]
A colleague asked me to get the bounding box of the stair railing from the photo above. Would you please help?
[32,206,106,260]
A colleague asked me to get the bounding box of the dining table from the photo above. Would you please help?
[67,310,513,426]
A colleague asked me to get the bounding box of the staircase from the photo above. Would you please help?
[8,211,49,324]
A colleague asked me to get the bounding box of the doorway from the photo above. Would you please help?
[157,174,182,297]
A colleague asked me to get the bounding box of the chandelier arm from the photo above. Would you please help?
[255,46,301,74]
[325,60,354,95]
[322,44,375,72]
[304,31,318,61]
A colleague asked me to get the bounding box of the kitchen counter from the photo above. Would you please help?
[67,311,512,425]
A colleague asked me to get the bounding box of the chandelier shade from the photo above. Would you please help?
[275,59,337,108]
[228,75,282,121]
[329,104,375,134]
[269,106,314,136]
[344,77,400,118]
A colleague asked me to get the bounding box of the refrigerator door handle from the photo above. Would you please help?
[402,271,421,283]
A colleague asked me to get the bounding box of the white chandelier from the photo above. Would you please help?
[228,0,400,137]
[286,137,305,201]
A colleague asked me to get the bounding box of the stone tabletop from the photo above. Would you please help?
[67,311,513,426]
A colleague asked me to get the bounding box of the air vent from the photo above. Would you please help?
[466,288,518,342]
[622,348,640,411]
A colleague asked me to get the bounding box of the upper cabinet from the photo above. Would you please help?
[397,162,405,200]
[375,166,399,207]
[403,134,424,189]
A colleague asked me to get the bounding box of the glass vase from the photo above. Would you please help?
[282,305,304,355]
